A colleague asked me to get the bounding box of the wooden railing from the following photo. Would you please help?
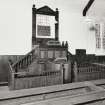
[9,70,63,90]
[73,62,105,82]
[12,45,39,72]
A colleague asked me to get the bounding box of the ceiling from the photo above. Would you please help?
[67,0,105,21]
[83,0,105,20]
[87,0,105,19]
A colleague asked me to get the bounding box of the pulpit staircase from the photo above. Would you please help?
[11,45,39,73]
[8,45,64,90]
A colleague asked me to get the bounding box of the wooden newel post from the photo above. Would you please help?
[73,62,78,82]
[62,64,65,84]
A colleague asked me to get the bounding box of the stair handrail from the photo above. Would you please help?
[12,45,39,69]
[8,61,15,73]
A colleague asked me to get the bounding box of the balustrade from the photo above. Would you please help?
[12,48,38,72]
[74,62,105,82]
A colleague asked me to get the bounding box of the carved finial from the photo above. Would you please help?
[56,8,58,11]
[33,4,35,8]
[33,0,36,7]
[62,41,64,47]
[65,41,68,48]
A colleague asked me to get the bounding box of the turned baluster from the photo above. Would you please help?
[27,55,29,65]
[32,50,34,60]
[20,61,22,68]
[14,64,17,72]
[28,55,30,65]
[29,55,31,64]
[25,57,27,67]
[21,60,23,68]
[19,61,21,69]
[30,53,33,63]
[24,57,27,67]
[29,54,32,64]
[26,57,28,66]
[22,59,25,68]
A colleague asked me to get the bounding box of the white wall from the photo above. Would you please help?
[0,0,104,55]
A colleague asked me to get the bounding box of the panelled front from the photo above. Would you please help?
[48,50,53,58]
[39,48,67,59]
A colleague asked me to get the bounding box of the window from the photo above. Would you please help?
[95,24,101,49]
[102,24,105,49]
[36,14,55,38]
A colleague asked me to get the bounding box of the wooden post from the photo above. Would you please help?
[55,8,59,41]
[62,64,65,84]
[73,62,78,82]
[32,4,37,47]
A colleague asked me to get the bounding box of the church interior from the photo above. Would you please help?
[1,0,105,104]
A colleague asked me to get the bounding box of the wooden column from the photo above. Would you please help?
[73,62,78,82]
[32,4,37,48]
[55,8,59,41]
